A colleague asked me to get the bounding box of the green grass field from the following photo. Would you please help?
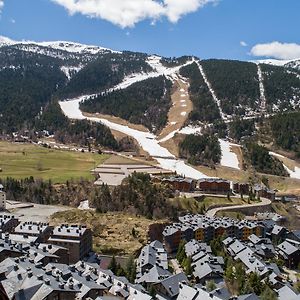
[0,141,109,183]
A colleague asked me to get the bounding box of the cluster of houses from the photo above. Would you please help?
[162,215,265,253]
[135,240,188,299]
[0,255,153,300]
[163,214,300,268]
[0,214,92,264]
[134,235,300,300]
[0,213,156,300]
[161,177,276,200]
[133,215,300,299]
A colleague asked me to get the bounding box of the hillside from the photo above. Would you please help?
[80,76,172,132]
[0,37,300,181]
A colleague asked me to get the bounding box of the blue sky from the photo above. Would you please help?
[0,0,300,60]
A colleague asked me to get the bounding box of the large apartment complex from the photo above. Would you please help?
[49,224,92,264]
[163,214,265,253]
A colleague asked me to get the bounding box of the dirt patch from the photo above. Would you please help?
[158,77,193,140]
[195,165,250,182]
[50,210,167,255]
[271,201,300,230]
[160,133,185,157]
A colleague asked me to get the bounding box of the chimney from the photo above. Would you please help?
[37,274,43,280]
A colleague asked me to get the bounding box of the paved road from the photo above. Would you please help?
[205,197,271,217]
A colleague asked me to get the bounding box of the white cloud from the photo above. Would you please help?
[251,41,300,60]
[10,18,16,24]
[51,0,218,28]
[240,41,247,47]
[0,1,4,13]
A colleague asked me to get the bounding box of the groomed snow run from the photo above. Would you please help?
[269,152,300,179]
[257,64,267,113]
[179,125,202,135]
[219,139,240,170]
[59,98,210,179]
[196,61,228,121]
[103,55,194,94]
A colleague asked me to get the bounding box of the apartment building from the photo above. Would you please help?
[49,224,92,264]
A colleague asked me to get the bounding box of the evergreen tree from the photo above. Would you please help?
[108,256,117,274]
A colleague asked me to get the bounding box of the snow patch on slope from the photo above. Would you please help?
[257,64,267,113]
[0,35,117,54]
[196,61,228,121]
[107,55,194,93]
[60,65,83,80]
[269,151,300,179]
[179,125,202,135]
[219,139,240,170]
[59,98,210,179]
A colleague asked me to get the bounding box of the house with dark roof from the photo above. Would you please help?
[162,176,196,192]
[271,225,288,244]
[153,272,188,299]
[14,221,53,243]
[247,234,276,259]
[0,214,19,233]
[198,178,231,194]
[276,240,300,269]
[48,224,92,264]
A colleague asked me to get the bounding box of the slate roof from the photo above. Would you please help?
[136,265,171,284]
[277,240,299,256]
[237,293,260,300]
[15,221,51,235]
[0,256,152,300]
[156,272,188,298]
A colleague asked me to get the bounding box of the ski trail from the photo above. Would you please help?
[269,152,300,180]
[257,64,267,113]
[196,60,228,121]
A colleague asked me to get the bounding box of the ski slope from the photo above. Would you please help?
[59,98,209,179]
[257,64,267,113]
[196,61,228,121]
[269,152,300,179]
[219,139,240,170]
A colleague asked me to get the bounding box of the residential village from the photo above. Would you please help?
[0,176,300,300]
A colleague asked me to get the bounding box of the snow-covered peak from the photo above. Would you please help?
[0,36,16,46]
[285,59,300,70]
[252,58,300,67]
[0,35,119,54]
[38,40,118,54]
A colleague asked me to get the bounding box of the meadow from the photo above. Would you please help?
[0,141,109,183]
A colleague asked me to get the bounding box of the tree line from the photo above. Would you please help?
[179,133,221,167]
[80,76,172,133]
[0,173,179,220]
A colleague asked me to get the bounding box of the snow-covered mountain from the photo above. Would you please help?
[253,57,300,69]
[0,35,117,55]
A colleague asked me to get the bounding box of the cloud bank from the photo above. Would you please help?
[51,0,217,28]
[251,41,300,60]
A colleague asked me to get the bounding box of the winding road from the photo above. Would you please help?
[205,197,271,217]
